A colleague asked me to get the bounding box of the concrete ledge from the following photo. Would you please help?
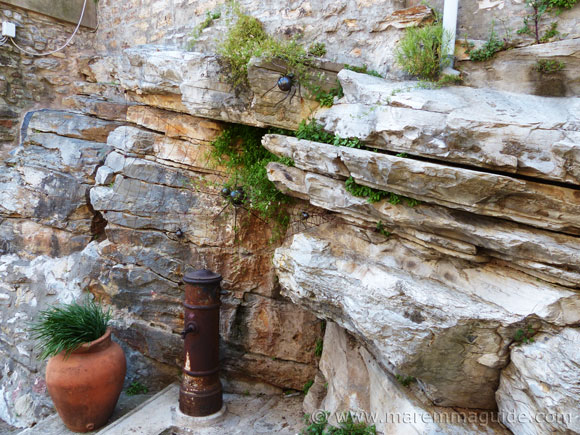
[0,0,97,29]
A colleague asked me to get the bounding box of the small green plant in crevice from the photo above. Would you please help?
[295,119,360,148]
[376,221,391,237]
[301,411,376,435]
[303,380,315,394]
[126,381,149,396]
[513,326,536,345]
[188,9,222,49]
[539,22,560,42]
[395,9,450,80]
[534,58,565,73]
[345,177,419,207]
[208,124,293,233]
[308,42,327,57]
[314,338,324,358]
[518,0,563,44]
[31,299,111,360]
[311,81,344,107]
[467,22,506,61]
[395,374,416,387]
[344,64,383,78]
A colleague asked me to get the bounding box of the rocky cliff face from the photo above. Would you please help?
[2,1,580,432]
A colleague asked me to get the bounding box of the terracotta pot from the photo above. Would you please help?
[46,328,126,432]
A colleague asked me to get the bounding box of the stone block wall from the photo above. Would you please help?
[0,3,96,159]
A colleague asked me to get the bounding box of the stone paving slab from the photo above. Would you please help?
[97,383,305,435]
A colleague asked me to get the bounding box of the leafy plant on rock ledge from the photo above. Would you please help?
[395,8,450,80]
[209,123,294,236]
[466,22,506,62]
[518,0,564,44]
[534,59,565,73]
[301,412,376,435]
[217,6,342,106]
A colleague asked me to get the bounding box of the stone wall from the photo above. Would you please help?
[0,3,96,159]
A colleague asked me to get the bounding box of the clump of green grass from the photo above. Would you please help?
[31,299,111,360]
[126,381,149,396]
[395,18,449,79]
[295,119,361,148]
[314,338,323,357]
[344,64,383,78]
[217,10,269,89]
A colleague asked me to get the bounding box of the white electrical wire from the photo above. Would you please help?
[0,36,8,46]
[9,0,87,56]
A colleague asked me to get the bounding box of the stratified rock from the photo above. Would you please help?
[496,328,580,434]
[113,45,341,130]
[274,222,580,409]
[318,70,580,185]
[26,110,122,142]
[460,39,580,97]
[264,134,580,235]
[306,323,510,434]
[266,162,580,288]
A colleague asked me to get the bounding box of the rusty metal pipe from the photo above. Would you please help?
[179,269,223,417]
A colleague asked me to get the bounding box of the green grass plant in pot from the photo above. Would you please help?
[32,299,126,433]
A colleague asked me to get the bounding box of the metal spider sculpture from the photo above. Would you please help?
[262,73,303,107]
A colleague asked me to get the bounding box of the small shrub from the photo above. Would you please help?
[217,10,268,89]
[126,381,149,396]
[308,42,327,57]
[534,59,565,73]
[209,124,293,229]
[395,21,449,79]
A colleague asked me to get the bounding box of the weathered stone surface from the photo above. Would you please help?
[318,70,580,185]
[460,38,580,97]
[267,163,580,288]
[264,134,580,235]
[225,293,321,365]
[306,323,510,434]
[126,105,223,143]
[274,222,580,409]
[114,45,340,130]
[372,5,434,32]
[496,328,580,435]
[26,110,121,143]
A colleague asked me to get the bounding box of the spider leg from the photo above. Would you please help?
[211,202,230,223]
[288,86,297,105]
[261,81,280,98]
[241,205,268,225]
[274,91,291,107]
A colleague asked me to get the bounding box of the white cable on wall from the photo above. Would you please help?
[8,0,87,56]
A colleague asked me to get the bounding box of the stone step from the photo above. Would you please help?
[16,391,154,435]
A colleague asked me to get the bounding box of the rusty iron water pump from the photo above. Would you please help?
[179,269,223,417]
